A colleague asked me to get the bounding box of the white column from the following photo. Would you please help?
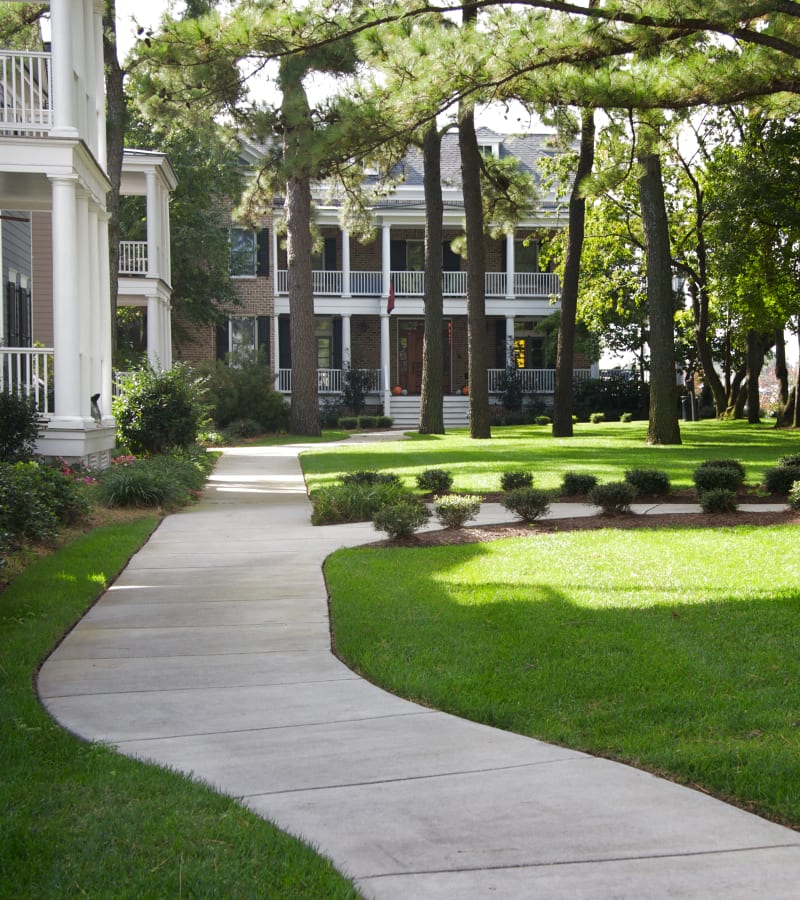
[273,314,280,374]
[163,298,173,368]
[342,314,351,365]
[162,185,172,285]
[97,208,112,419]
[88,201,101,404]
[272,223,279,288]
[147,297,160,369]
[76,187,91,418]
[381,221,391,297]
[506,315,515,366]
[505,232,515,300]
[342,228,351,298]
[50,0,78,138]
[146,170,158,279]
[50,175,81,421]
[381,311,391,411]
[92,0,106,169]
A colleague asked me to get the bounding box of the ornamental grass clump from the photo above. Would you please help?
[310,480,411,525]
[416,468,453,494]
[560,472,598,496]
[624,468,670,497]
[341,470,401,487]
[433,494,481,529]
[501,487,551,523]
[372,500,430,539]
[500,470,533,491]
[589,480,636,515]
[699,488,739,514]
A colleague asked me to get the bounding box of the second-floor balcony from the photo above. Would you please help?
[119,241,149,275]
[275,270,561,299]
[0,50,52,136]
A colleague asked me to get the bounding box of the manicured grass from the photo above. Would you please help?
[1,520,361,899]
[238,429,350,446]
[326,524,800,826]
[302,420,800,494]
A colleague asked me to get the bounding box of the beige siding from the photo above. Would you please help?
[31,211,53,346]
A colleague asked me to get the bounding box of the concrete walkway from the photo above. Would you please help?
[39,443,800,899]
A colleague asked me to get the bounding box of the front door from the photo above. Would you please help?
[398,320,452,394]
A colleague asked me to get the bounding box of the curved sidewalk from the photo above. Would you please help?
[39,444,800,899]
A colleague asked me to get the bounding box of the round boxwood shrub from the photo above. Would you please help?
[534,415,551,426]
[763,464,800,495]
[624,468,670,497]
[501,487,551,523]
[589,412,606,424]
[699,488,738,514]
[695,458,745,483]
[589,481,636,515]
[416,468,453,494]
[692,464,743,494]
[372,500,430,539]
[500,470,533,492]
[560,472,598,496]
[788,480,800,510]
[620,412,634,423]
[433,494,481,528]
[341,470,401,487]
[0,390,45,462]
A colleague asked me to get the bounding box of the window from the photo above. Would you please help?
[230,316,257,354]
[316,318,333,369]
[515,239,539,273]
[230,228,256,277]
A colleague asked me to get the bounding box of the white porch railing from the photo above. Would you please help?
[278,368,383,394]
[487,368,593,394]
[276,269,561,299]
[0,50,52,135]
[0,347,53,414]
[119,241,148,275]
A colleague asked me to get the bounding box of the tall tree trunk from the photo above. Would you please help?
[774,328,789,408]
[103,0,125,359]
[690,284,727,416]
[419,124,445,434]
[637,152,681,445]
[553,108,595,437]
[745,329,763,424]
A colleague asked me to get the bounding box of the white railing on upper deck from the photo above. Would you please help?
[487,368,593,394]
[0,51,52,136]
[0,347,53,414]
[119,241,149,275]
[278,368,383,394]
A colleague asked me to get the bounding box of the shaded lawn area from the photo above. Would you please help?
[325,524,800,828]
[302,420,800,494]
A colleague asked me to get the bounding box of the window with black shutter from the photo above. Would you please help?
[256,229,270,276]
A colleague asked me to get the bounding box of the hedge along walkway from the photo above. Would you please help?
[39,441,800,900]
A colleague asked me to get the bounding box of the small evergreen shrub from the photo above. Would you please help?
[624,468,670,496]
[560,472,598,496]
[357,415,379,429]
[0,391,45,462]
[695,458,745,484]
[692,464,743,494]
[589,481,636,515]
[589,412,606,424]
[500,470,533,491]
[763,465,800,495]
[620,412,634,423]
[377,416,393,428]
[222,418,262,440]
[200,353,289,433]
[341,364,373,416]
[699,488,738,514]
[788,480,800,510]
[320,397,344,428]
[372,500,430,539]
[778,454,800,468]
[114,364,205,455]
[501,487,551,523]
[534,415,551,426]
[433,494,481,528]
[341,470,401,487]
[310,481,411,525]
[338,416,358,430]
[416,468,453,494]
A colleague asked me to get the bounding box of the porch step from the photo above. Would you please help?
[388,395,470,430]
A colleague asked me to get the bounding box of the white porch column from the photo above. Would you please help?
[91,0,106,169]
[342,228,351,298]
[97,208,112,419]
[146,170,158,279]
[147,297,160,369]
[163,298,173,368]
[50,175,82,421]
[505,316,515,365]
[50,0,78,138]
[342,313,351,365]
[273,314,280,374]
[381,221,392,297]
[505,232,515,300]
[272,224,279,288]
[76,187,91,416]
[87,201,102,402]
[381,311,391,412]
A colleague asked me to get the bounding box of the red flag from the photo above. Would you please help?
[387,280,395,314]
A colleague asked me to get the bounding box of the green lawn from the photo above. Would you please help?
[301,420,800,493]
[0,519,361,898]
[326,523,800,827]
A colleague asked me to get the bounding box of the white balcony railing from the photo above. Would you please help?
[0,50,52,136]
[0,347,53,414]
[276,269,560,299]
[278,368,383,394]
[119,241,148,275]
[487,368,593,394]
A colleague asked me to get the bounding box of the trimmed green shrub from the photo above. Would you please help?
[320,397,344,428]
[341,470,401,487]
[692,464,743,494]
[114,365,205,455]
[620,412,634,423]
[377,416,393,428]
[589,412,606,424]
[372,500,430,539]
[501,487,551,523]
[695,458,746,484]
[416,468,453,494]
[310,481,411,525]
[699,489,739,514]
[200,353,289,433]
[560,472,598,496]
[433,494,481,528]
[589,481,636,515]
[222,418,262,440]
[778,454,800,468]
[500,470,533,491]
[338,417,358,430]
[342,364,372,416]
[534,415,551,426]
[624,468,670,496]
[357,415,379,429]
[763,465,800,495]
[788,480,800,510]
[0,391,45,462]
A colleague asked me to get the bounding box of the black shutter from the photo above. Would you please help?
[324,237,337,271]
[333,317,342,369]
[442,241,460,271]
[495,319,506,368]
[256,229,270,276]
[390,239,406,270]
[278,317,292,369]
[215,322,229,361]
[256,316,270,361]
[6,282,18,345]
[17,287,31,346]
